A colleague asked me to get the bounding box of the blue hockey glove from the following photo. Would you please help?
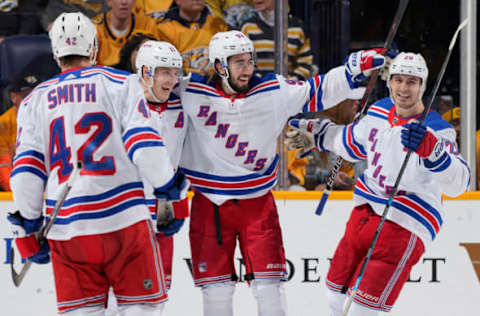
[345,48,397,88]
[157,218,185,237]
[401,122,449,170]
[154,171,190,202]
[154,172,190,235]
[7,211,50,264]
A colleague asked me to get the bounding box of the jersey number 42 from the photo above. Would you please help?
[49,112,115,183]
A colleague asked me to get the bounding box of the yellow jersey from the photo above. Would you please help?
[0,106,16,191]
[157,7,228,75]
[93,11,160,66]
[134,0,173,19]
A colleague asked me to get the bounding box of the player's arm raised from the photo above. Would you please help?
[281,49,392,118]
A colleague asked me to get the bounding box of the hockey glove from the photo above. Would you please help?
[7,211,50,264]
[154,171,190,202]
[401,122,449,168]
[345,48,397,88]
[287,118,334,157]
[157,218,185,237]
[156,200,175,227]
[285,129,315,158]
[155,199,188,236]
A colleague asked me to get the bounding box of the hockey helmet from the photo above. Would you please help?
[136,40,183,77]
[49,12,97,61]
[387,52,429,98]
[208,30,255,68]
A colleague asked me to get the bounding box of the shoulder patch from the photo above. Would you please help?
[424,111,453,132]
[372,97,394,111]
[250,73,277,86]
[190,73,211,85]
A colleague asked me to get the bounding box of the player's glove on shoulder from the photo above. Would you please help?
[401,122,450,171]
[7,211,50,264]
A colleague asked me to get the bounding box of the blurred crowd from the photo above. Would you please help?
[0,0,473,192]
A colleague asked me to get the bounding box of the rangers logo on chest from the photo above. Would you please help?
[196,104,267,171]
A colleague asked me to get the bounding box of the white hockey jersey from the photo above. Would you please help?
[177,66,364,205]
[143,93,188,216]
[319,97,471,246]
[10,66,176,240]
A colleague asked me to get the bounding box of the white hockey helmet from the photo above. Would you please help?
[208,30,255,68]
[49,12,97,61]
[135,40,183,77]
[387,52,429,98]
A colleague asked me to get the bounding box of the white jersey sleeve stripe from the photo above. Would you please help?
[11,150,47,181]
[303,75,324,112]
[122,127,164,161]
[342,123,367,160]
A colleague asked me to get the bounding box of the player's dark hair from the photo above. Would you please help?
[114,32,157,73]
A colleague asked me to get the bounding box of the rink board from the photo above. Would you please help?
[1,192,480,315]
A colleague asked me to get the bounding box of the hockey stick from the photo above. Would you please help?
[10,161,83,287]
[342,19,468,316]
[315,0,410,215]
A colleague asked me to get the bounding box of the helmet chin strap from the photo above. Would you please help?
[140,72,167,103]
[219,65,241,94]
[147,85,166,103]
[222,76,240,94]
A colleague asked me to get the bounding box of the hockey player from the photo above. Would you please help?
[135,40,190,290]
[286,52,470,315]
[174,30,389,316]
[7,12,188,315]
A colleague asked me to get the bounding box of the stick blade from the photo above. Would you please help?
[10,247,21,287]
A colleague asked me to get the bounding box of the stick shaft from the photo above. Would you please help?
[317,0,410,216]
[11,161,82,287]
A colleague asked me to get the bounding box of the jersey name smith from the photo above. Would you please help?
[47,83,97,109]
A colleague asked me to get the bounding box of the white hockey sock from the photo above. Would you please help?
[201,281,235,316]
[251,279,287,316]
[117,302,165,316]
[347,301,379,316]
[327,290,347,316]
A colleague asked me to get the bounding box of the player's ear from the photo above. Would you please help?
[141,65,150,80]
[215,61,226,76]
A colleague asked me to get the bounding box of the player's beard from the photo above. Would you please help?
[228,77,250,94]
